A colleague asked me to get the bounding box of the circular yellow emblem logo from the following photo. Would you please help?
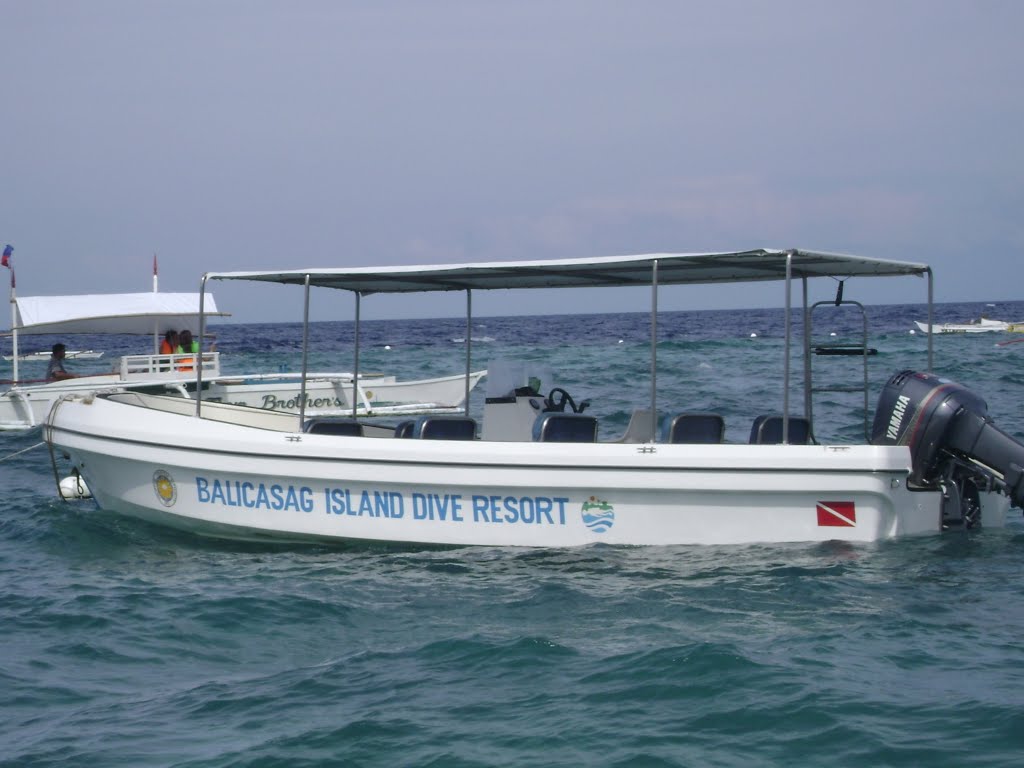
[153,470,177,507]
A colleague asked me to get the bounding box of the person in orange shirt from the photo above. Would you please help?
[159,330,178,355]
[159,330,179,371]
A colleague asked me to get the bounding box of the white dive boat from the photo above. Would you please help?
[913,317,1020,334]
[44,248,1024,547]
[2,292,484,430]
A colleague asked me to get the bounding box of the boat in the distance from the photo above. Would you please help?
[2,291,484,430]
[43,248,1024,547]
[3,349,104,361]
[913,317,1023,334]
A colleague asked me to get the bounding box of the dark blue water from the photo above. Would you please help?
[4,301,1024,766]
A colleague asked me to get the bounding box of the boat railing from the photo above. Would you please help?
[119,351,221,380]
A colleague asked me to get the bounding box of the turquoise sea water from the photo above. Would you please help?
[3,301,1024,767]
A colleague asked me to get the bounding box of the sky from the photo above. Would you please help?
[2,0,1022,324]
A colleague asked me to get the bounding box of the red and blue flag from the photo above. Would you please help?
[1,244,11,269]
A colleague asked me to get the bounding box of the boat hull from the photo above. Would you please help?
[45,394,977,547]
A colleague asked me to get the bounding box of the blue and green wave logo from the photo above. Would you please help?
[581,496,614,533]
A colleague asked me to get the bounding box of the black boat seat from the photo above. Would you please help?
[410,415,477,440]
[749,415,813,444]
[661,412,725,444]
[302,417,363,436]
[532,412,598,442]
[394,420,416,438]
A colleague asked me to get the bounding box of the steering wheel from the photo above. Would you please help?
[545,387,579,414]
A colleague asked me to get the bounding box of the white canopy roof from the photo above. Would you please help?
[9,292,228,335]
[206,248,930,295]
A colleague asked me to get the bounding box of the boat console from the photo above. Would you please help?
[872,370,1024,527]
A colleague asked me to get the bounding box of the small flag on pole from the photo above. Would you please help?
[1,244,11,269]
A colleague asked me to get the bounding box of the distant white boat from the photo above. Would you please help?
[913,317,1021,334]
[3,349,104,362]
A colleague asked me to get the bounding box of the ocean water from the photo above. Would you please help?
[3,300,1024,767]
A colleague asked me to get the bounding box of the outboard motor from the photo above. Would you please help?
[872,370,1024,527]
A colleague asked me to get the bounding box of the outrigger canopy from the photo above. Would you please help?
[4,292,229,384]
[8,292,228,336]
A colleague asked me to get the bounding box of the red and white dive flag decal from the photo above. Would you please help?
[816,501,856,527]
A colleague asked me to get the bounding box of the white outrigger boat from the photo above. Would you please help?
[2,291,227,430]
[3,292,484,431]
[44,248,1024,547]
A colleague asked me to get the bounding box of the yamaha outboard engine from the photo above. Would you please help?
[872,370,1024,527]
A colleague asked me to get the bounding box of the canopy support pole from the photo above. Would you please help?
[465,289,473,417]
[782,251,793,443]
[802,276,811,421]
[196,275,209,418]
[926,268,934,372]
[298,275,312,427]
[352,292,362,419]
[9,273,18,384]
[650,259,658,442]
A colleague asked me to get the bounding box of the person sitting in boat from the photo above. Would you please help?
[46,343,79,381]
[159,330,179,371]
[175,329,198,371]
[160,330,179,355]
